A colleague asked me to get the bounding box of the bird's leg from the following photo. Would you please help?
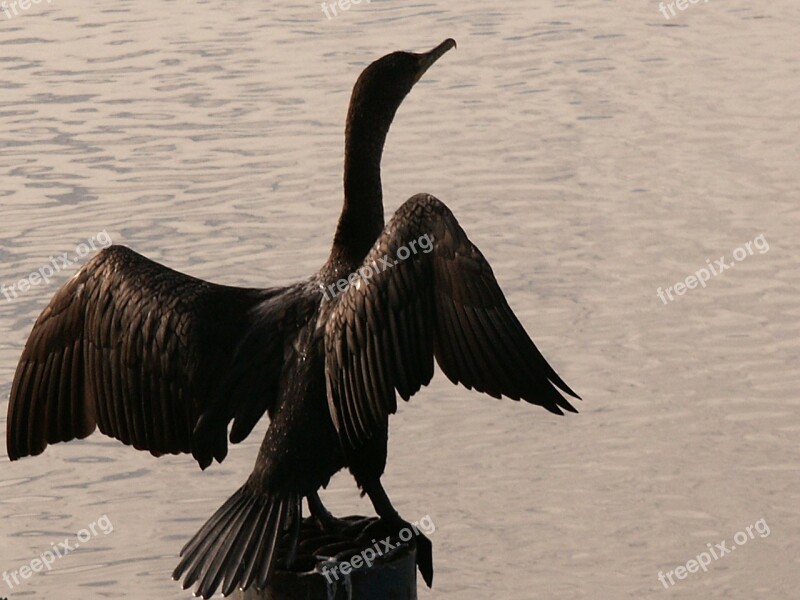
[283,495,303,567]
[307,491,349,533]
[362,478,433,587]
[362,478,401,523]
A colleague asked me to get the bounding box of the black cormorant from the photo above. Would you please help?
[6,39,580,598]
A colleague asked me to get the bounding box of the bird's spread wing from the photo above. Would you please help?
[7,245,286,468]
[324,193,580,448]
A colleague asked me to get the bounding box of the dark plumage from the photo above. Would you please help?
[6,38,580,598]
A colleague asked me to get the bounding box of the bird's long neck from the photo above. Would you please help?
[329,100,391,268]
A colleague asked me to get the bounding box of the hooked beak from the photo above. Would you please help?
[414,38,457,83]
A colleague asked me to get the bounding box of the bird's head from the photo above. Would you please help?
[347,38,457,133]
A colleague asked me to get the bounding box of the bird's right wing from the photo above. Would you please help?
[7,245,288,468]
[324,193,580,449]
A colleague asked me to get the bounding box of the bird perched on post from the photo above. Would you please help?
[6,38,580,598]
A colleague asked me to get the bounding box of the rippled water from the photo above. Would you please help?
[1,0,798,598]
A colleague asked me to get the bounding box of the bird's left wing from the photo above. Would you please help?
[7,245,288,468]
[324,193,580,449]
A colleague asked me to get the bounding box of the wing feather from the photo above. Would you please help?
[324,193,580,448]
[7,245,288,467]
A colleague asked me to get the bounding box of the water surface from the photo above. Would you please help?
[1,1,798,598]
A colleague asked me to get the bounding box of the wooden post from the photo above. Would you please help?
[235,516,418,600]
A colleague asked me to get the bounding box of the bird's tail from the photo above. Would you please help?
[173,483,300,598]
